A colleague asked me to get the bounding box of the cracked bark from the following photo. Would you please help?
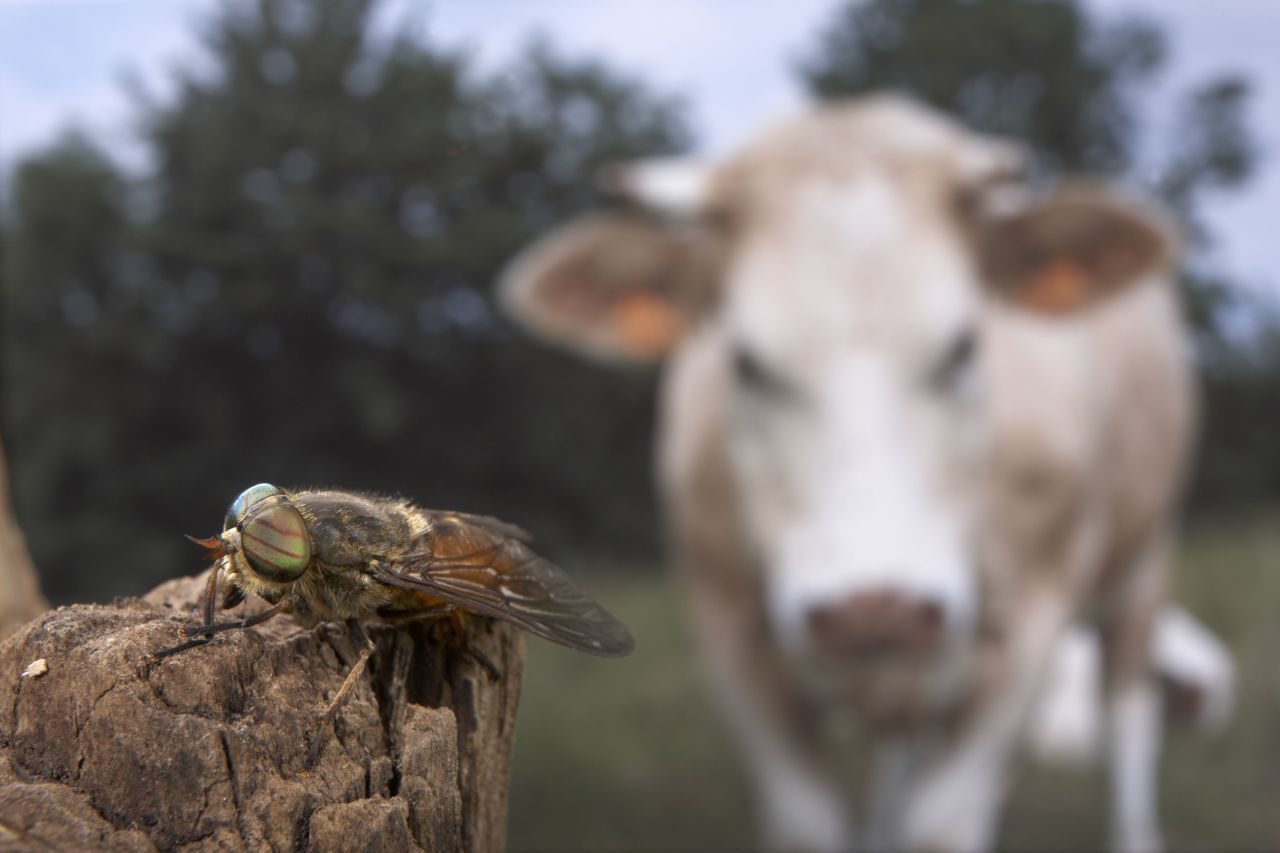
[0,570,525,852]
[0,439,47,643]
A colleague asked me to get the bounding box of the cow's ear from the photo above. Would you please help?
[978,185,1177,315]
[499,214,720,363]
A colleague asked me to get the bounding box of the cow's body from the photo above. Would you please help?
[659,268,1190,849]
[501,96,1230,851]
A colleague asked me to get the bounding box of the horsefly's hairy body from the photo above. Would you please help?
[153,484,632,749]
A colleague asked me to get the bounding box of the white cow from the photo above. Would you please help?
[500,96,1232,851]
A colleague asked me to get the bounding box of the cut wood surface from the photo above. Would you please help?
[0,571,525,852]
[0,441,47,643]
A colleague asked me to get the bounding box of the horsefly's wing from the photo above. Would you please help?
[368,512,633,657]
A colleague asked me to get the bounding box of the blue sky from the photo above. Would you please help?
[1,0,1275,299]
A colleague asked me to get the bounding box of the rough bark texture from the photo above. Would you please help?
[0,571,525,852]
[0,441,48,643]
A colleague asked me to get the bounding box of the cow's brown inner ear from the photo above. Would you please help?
[612,291,691,361]
[1018,257,1092,314]
[500,213,724,363]
[978,189,1175,315]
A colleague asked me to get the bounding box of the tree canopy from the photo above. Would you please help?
[3,0,686,601]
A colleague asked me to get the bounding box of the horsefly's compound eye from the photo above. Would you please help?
[240,499,312,583]
[224,483,285,532]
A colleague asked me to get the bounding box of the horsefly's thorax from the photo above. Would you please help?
[231,490,421,622]
[293,491,419,566]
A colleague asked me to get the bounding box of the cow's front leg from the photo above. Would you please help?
[731,686,850,853]
[1101,537,1169,853]
[901,591,1075,852]
[1105,677,1162,853]
[683,569,851,852]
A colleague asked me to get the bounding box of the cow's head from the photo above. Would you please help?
[499,96,1175,687]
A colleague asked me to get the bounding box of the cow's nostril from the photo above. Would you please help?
[807,605,841,642]
[912,600,945,648]
[917,599,943,632]
[806,589,946,657]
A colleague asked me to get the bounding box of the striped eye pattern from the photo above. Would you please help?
[239,498,312,583]
[225,483,312,583]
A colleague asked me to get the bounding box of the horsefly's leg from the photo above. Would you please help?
[324,620,376,718]
[150,598,291,663]
[200,564,221,634]
[307,620,376,768]
[141,562,223,671]
[147,634,216,664]
[459,640,501,681]
[373,605,501,679]
[180,597,290,638]
[447,610,502,680]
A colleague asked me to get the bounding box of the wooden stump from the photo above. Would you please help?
[0,440,47,643]
[0,571,525,851]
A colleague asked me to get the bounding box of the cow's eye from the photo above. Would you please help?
[929,327,980,392]
[733,346,794,399]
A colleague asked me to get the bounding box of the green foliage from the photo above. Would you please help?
[2,0,686,602]
[797,0,1256,183]
[1195,311,1280,510]
[800,0,1167,174]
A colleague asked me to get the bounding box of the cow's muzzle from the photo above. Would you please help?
[806,588,944,657]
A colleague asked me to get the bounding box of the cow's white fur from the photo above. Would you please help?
[1109,680,1164,853]
[501,95,1232,852]
[609,156,715,217]
[723,177,982,676]
[1029,605,1235,765]
[1154,605,1236,733]
[1028,625,1104,763]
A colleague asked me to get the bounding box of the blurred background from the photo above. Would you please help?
[1,0,1276,848]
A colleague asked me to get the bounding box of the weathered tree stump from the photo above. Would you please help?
[0,440,47,643]
[0,571,525,851]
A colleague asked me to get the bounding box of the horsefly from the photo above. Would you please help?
[152,484,632,726]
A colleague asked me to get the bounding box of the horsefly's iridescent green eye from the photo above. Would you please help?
[225,483,285,532]
[240,499,311,583]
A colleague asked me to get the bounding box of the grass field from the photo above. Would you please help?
[507,512,1280,851]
